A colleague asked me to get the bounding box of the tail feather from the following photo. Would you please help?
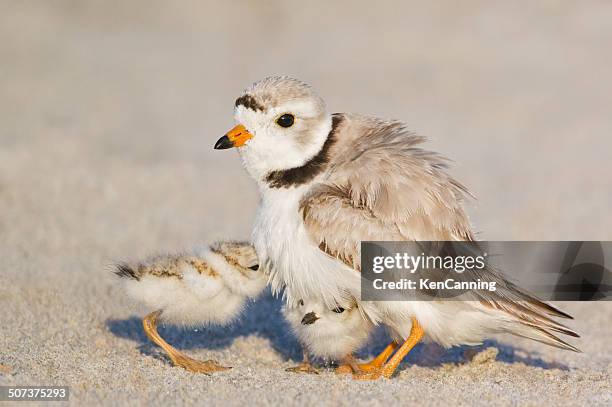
[518,318,579,339]
[507,300,580,338]
[114,263,140,280]
[503,280,574,320]
[479,276,580,351]
[525,298,574,320]
[482,299,578,335]
[513,323,582,353]
[113,254,192,281]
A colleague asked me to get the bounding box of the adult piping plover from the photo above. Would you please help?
[214,76,580,379]
[115,241,266,373]
[283,298,374,374]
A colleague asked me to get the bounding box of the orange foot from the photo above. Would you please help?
[353,317,424,381]
[335,361,385,374]
[353,367,392,380]
[170,354,232,374]
[336,354,377,374]
[337,341,399,375]
[334,364,354,374]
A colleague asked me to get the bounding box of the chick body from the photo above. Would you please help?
[115,241,267,373]
[283,299,373,362]
[116,241,266,326]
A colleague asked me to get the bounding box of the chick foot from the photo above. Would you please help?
[169,353,232,374]
[286,351,319,374]
[285,362,320,374]
[142,310,231,374]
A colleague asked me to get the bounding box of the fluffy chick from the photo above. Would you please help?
[283,298,374,374]
[115,241,266,373]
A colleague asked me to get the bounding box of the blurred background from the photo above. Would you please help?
[1,1,610,404]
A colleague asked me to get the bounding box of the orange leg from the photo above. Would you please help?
[336,342,399,374]
[335,354,361,374]
[142,310,231,374]
[354,317,424,380]
[358,341,399,372]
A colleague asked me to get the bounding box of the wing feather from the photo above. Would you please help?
[299,113,474,270]
[299,113,578,350]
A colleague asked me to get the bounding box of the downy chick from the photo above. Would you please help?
[115,241,266,373]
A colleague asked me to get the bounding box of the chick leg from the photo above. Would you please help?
[142,310,231,374]
[354,317,424,380]
[286,350,320,374]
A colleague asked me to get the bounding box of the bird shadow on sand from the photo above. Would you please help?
[107,289,569,370]
[106,289,304,362]
[357,330,570,371]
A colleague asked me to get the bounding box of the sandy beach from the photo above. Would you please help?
[1,2,611,405]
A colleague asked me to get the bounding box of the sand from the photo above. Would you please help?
[0,1,611,405]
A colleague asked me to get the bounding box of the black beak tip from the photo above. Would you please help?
[301,312,319,325]
[214,135,233,150]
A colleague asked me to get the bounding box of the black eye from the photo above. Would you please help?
[276,114,294,128]
[298,299,304,306]
[248,264,259,271]
[332,307,345,313]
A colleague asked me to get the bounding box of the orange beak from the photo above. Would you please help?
[214,124,253,149]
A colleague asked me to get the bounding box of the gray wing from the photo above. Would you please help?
[300,113,474,271]
[300,113,579,351]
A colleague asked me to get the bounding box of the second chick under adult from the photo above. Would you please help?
[283,298,374,374]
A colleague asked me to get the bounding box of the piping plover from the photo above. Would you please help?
[214,76,579,379]
[283,298,374,374]
[115,241,266,373]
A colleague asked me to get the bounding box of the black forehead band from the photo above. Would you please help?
[235,94,265,112]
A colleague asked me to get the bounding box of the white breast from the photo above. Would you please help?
[252,186,362,309]
[252,188,502,347]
